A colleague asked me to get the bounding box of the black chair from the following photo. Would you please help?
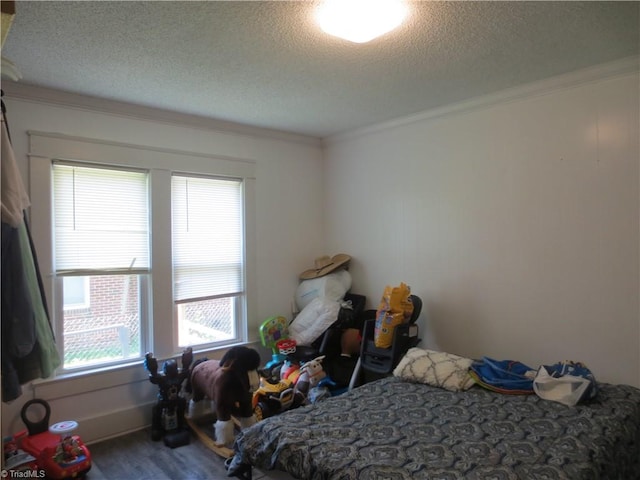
[352,295,422,382]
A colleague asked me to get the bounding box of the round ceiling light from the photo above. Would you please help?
[316,0,408,44]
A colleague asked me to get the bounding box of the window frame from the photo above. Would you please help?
[28,131,257,375]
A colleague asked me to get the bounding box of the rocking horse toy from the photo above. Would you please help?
[186,346,262,449]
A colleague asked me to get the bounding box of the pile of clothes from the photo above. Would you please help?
[469,357,598,406]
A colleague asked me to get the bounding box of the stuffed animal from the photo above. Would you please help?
[299,355,337,404]
[187,346,261,447]
[300,355,327,388]
[280,359,302,384]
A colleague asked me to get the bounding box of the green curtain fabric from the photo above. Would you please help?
[17,220,61,378]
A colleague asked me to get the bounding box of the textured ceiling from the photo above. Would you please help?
[1,1,638,138]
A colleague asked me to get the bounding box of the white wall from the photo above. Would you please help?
[324,68,640,388]
[3,61,639,444]
[1,92,325,442]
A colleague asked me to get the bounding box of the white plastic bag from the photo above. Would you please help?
[294,269,351,310]
[532,365,594,406]
[288,297,341,346]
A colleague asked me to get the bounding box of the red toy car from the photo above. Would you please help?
[15,399,91,479]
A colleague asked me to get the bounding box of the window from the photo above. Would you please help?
[53,163,149,369]
[29,132,256,375]
[172,175,244,348]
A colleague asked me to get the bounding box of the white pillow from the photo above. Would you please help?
[393,347,475,392]
[288,297,341,346]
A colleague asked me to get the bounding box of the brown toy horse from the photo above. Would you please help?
[187,346,261,447]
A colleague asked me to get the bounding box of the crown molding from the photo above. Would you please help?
[325,56,640,146]
[1,81,322,148]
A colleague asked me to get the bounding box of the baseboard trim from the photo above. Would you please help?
[80,401,155,444]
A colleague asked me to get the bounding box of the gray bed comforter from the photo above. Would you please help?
[233,376,640,479]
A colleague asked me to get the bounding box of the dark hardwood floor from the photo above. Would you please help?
[86,427,272,480]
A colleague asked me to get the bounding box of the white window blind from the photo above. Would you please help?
[53,163,150,273]
[172,175,243,302]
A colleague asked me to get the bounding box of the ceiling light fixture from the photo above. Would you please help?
[316,0,408,44]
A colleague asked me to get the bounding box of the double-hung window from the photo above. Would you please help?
[53,163,150,369]
[29,132,255,375]
[172,174,244,348]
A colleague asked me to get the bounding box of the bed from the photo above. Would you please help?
[231,375,640,480]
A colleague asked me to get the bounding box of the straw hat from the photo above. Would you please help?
[299,254,351,280]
